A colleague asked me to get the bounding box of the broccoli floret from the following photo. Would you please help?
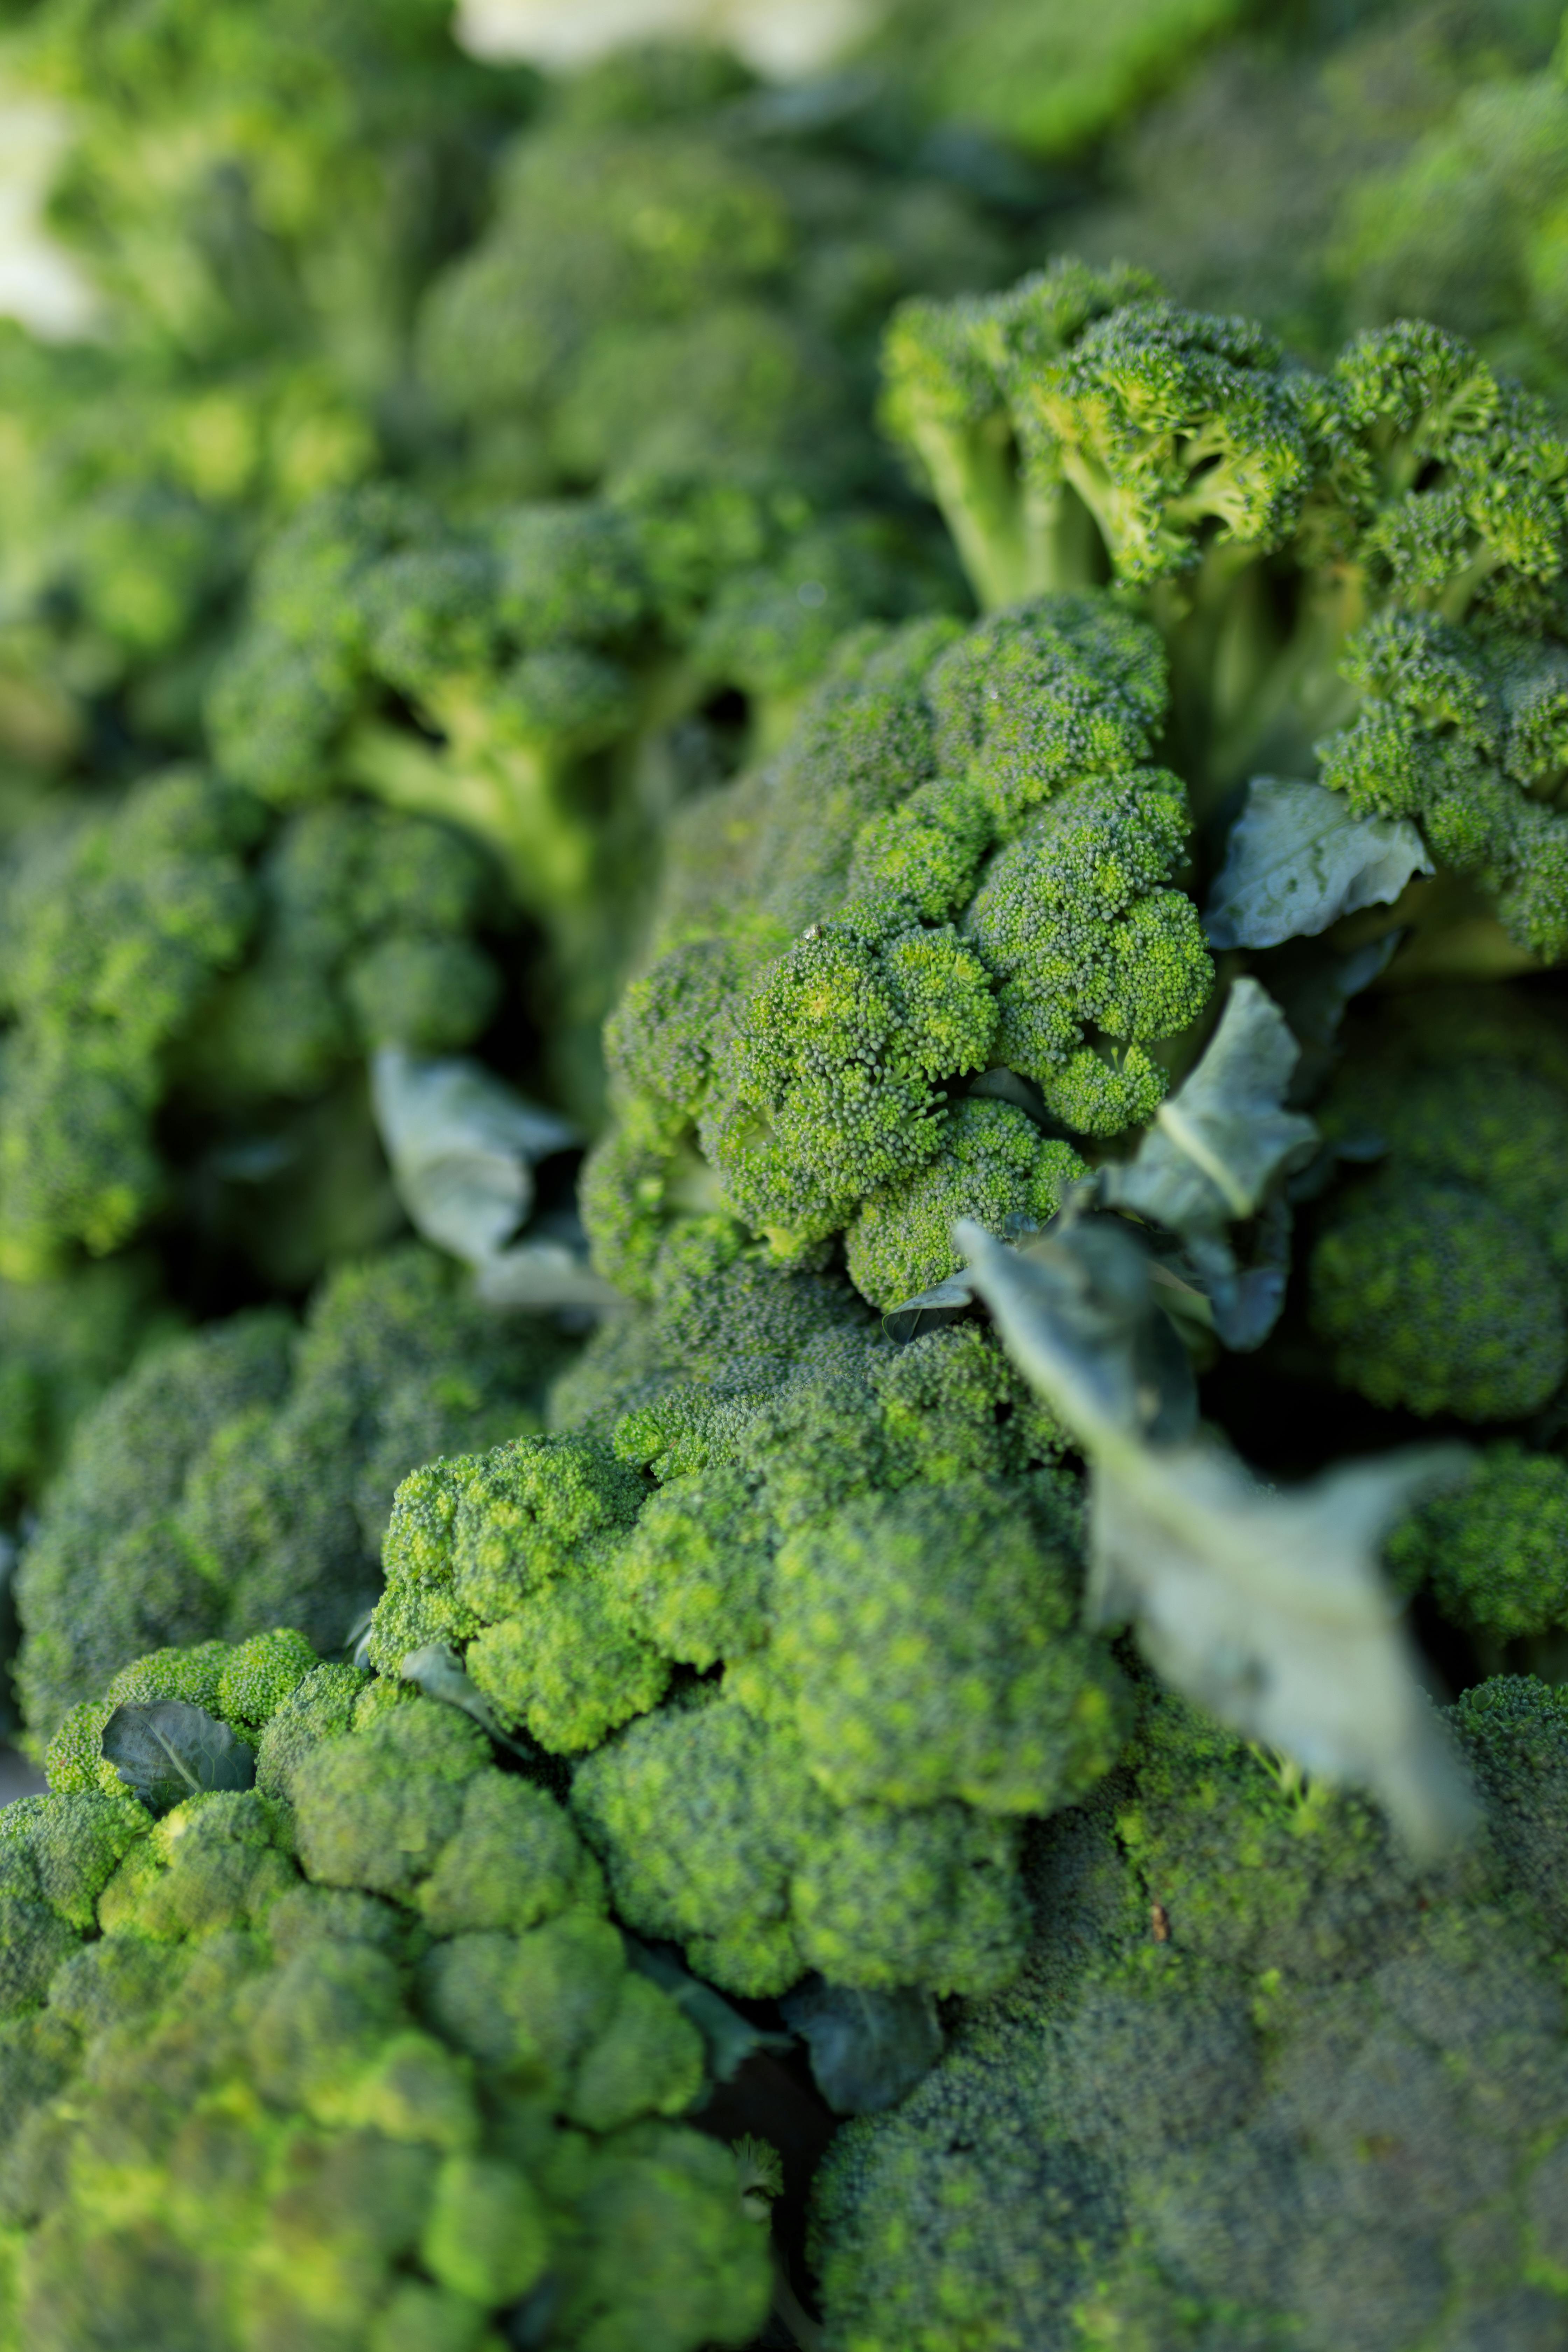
[877,262,1568,970]
[0,1633,766,2350]
[1386,1444,1568,1646]
[1306,1016,1568,1422]
[571,1690,1029,2000]
[588,593,1217,1302]
[14,1245,561,1750]
[0,770,263,1274]
[700,896,998,1256]
[0,771,507,1279]
[759,1476,1129,1813]
[1309,1173,1567,1421]
[810,1678,1568,2350]
[365,1211,1101,2004]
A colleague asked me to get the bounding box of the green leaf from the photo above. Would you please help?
[1204,776,1432,950]
[956,1218,1478,1858]
[102,1701,255,1816]
[1102,980,1316,1241]
[370,1046,578,1267]
[780,1978,943,2115]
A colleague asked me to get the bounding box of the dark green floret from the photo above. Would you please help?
[13,1245,565,1751]
[810,1679,1568,2350]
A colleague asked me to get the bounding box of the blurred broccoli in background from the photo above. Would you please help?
[0,766,516,1282]
[12,1243,568,1751]
[810,1676,1568,2349]
[1307,985,1568,1424]
[0,1638,768,2351]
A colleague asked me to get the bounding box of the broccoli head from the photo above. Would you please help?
[810,1678,1568,2351]
[0,1636,766,2352]
[13,1244,566,1750]
[0,766,506,1278]
[1386,1442,1568,1648]
[1307,989,1568,1422]
[586,596,1216,1305]
[878,261,1568,968]
[362,1214,1119,2004]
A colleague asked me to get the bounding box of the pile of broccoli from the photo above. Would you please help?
[6,1,1568,2346]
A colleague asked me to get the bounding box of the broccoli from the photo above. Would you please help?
[412,40,1014,502]
[1045,0,1564,369]
[809,1676,1568,2350]
[13,1243,567,1750]
[205,477,953,1115]
[0,1637,769,2352]
[0,769,507,1280]
[586,597,1217,1305]
[360,1214,1121,2002]
[862,0,1254,163]
[1326,37,1568,401]
[1386,1442,1568,1654]
[0,0,536,785]
[0,1256,177,1522]
[1305,985,1568,1421]
[879,260,1568,970]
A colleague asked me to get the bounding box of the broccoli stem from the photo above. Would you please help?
[340,714,596,915]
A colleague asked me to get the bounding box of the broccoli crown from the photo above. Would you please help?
[0,1638,766,2352]
[364,1215,1121,2002]
[0,769,503,1276]
[810,1677,1568,2351]
[585,597,1214,1308]
[14,1245,565,1750]
[1387,1442,1568,1645]
[878,263,1568,949]
[412,50,1012,499]
[0,771,262,1272]
[1307,990,1568,1421]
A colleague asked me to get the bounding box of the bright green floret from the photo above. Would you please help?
[586,595,1215,1303]
[845,1099,1085,1309]
[359,1216,1116,2002]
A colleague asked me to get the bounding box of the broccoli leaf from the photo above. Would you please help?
[1102,980,1316,1237]
[957,1218,1478,1856]
[880,1270,979,1344]
[370,1046,579,1266]
[472,1238,628,1312]
[1204,776,1432,950]
[780,1978,943,2115]
[102,1701,255,1816]
[1099,980,1316,1349]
